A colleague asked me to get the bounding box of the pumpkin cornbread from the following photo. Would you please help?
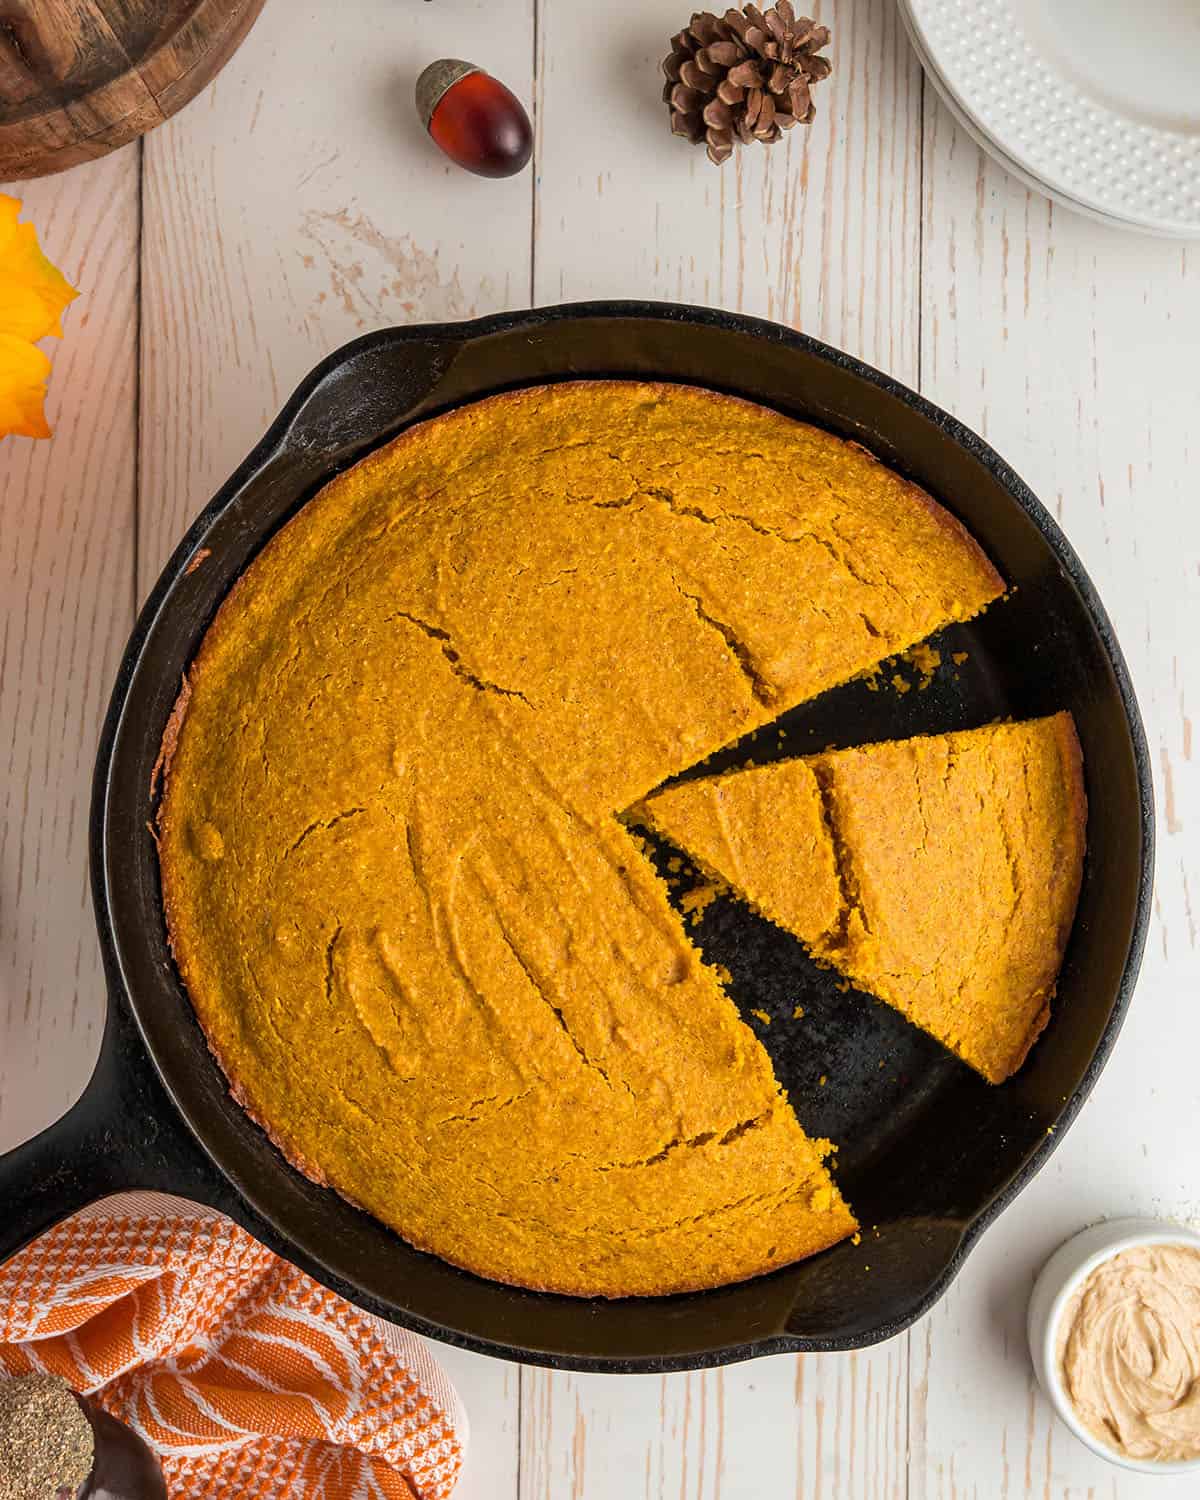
[635,757,843,952]
[157,380,1004,1296]
[639,714,1086,1083]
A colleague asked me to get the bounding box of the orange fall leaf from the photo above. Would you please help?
[0,193,79,439]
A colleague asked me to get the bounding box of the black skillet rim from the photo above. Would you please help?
[91,300,1155,1371]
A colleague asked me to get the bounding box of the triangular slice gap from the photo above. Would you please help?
[636,714,1087,1084]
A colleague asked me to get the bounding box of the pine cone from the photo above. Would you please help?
[663,3,832,165]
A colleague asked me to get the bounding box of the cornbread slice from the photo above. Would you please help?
[639,715,1086,1083]
[158,381,1004,1296]
[632,758,843,949]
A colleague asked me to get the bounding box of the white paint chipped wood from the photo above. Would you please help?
[0,151,138,1149]
[1,0,1197,1494]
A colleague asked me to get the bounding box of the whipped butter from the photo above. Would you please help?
[1058,1242,1200,1463]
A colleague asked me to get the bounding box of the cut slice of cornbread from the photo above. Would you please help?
[639,715,1086,1083]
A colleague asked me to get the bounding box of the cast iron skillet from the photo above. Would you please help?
[0,302,1153,1372]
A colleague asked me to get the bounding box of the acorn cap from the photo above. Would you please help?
[415,59,482,130]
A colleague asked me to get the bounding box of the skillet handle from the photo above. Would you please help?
[265,332,462,471]
[0,992,228,1266]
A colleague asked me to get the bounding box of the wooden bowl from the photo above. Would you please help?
[0,0,268,181]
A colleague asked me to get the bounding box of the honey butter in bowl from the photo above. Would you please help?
[1029,1218,1200,1474]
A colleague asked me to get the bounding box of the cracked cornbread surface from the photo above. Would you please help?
[157,381,1004,1296]
[641,715,1086,1085]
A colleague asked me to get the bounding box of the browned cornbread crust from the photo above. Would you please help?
[640,714,1087,1083]
[158,380,1004,1296]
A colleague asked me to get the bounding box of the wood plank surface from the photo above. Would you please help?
[0,150,139,1146]
[3,0,1200,1494]
[522,1350,909,1500]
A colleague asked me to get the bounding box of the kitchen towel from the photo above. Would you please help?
[0,1192,466,1498]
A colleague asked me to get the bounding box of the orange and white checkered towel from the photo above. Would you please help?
[0,1193,466,1499]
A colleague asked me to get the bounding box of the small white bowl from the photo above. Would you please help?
[1028,1217,1200,1475]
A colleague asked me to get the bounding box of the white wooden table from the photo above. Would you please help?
[2,1,1197,1494]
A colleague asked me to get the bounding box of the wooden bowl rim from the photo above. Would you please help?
[0,0,268,180]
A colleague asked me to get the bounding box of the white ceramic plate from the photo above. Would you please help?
[901,0,1200,238]
[898,3,1169,235]
[897,3,1135,232]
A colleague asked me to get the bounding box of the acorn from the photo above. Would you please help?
[415,59,533,178]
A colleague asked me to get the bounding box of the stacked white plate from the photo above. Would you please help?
[897,0,1200,237]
